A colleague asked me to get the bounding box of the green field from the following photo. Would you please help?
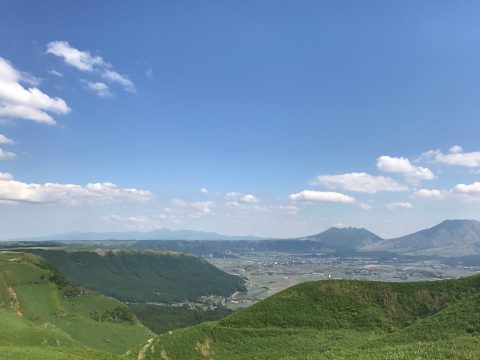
[2,249,480,359]
[135,275,480,359]
[0,251,152,359]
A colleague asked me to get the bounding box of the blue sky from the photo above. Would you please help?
[1,1,480,239]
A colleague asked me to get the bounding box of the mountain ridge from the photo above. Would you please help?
[367,219,480,256]
[8,228,263,242]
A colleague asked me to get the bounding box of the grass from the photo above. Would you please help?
[25,248,245,303]
[0,250,152,357]
[3,249,480,359]
[134,274,480,359]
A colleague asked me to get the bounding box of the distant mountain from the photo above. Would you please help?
[296,227,383,251]
[134,227,384,255]
[10,228,263,241]
[370,219,480,256]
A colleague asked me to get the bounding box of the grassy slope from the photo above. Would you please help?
[136,275,480,359]
[27,248,245,303]
[0,251,152,359]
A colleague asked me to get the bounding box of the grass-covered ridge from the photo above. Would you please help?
[0,251,152,359]
[135,274,480,359]
[26,248,245,303]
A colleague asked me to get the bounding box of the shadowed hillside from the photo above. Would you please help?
[26,248,246,303]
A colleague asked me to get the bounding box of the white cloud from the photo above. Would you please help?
[0,148,15,160]
[171,198,215,215]
[226,192,260,203]
[101,70,135,93]
[449,145,463,154]
[190,201,215,213]
[385,202,413,210]
[452,181,480,194]
[48,69,63,77]
[0,57,70,125]
[449,181,480,202]
[46,41,104,71]
[377,155,434,182]
[289,190,370,210]
[0,172,153,206]
[423,146,480,168]
[0,134,14,145]
[314,172,408,193]
[289,190,355,204]
[224,201,299,215]
[200,188,209,194]
[414,188,444,199]
[47,41,135,93]
[83,81,112,97]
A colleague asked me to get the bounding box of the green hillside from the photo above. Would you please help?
[27,248,245,303]
[0,251,152,359]
[134,275,480,359]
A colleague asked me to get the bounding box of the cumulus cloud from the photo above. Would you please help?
[377,155,434,182]
[47,41,135,93]
[289,190,370,210]
[0,134,14,145]
[0,172,153,205]
[414,188,445,199]
[422,146,480,168]
[226,192,260,203]
[289,190,355,203]
[314,172,408,193]
[413,183,480,202]
[83,81,112,97]
[385,202,413,210]
[451,181,480,194]
[289,190,354,204]
[0,57,70,125]
[200,188,209,194]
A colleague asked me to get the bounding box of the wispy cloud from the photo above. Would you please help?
[385,201,412,210]
[47,41,136,93]
[0,134,14,145]
[0,148,15,160]
[82,80,112,98]
[226,192,260,203]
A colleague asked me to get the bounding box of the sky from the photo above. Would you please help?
[1,1,480,239]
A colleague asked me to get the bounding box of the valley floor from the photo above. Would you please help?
[208,251,480,309]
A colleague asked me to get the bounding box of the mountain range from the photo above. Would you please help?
[368,219,480,256]
[10,228,263,242]
[7,219,480,256]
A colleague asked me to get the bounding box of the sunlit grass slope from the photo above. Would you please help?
[0,251,152,359]
[136,275,480,359]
